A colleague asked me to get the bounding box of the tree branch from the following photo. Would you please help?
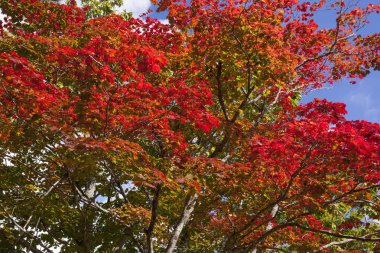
[290,223,380,242]
[166,193,198,253]
[319,238,354,250]
[215,61,229,121]
[145,184,162,253]
[1,209,54,253]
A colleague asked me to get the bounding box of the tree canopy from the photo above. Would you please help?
[0,0,379,252]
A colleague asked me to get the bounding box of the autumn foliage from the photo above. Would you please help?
[0,0,379,252]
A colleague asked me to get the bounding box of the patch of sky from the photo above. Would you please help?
[300,0,380,123]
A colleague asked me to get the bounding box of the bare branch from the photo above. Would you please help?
[166,193,198,253]
[319,238,354,250]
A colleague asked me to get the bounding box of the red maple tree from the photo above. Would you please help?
[0,0,379,252]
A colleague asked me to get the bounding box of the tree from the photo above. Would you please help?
[0,0,379,252]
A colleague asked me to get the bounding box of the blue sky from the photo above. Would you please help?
[301,0,380,123]
[302,73,380,123]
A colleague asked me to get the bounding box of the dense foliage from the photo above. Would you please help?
[0,0,379,252]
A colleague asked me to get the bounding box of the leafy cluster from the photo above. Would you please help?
[0,0,379,252]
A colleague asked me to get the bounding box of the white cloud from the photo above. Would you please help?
[349,93,380,122]
[349,93,371,108]
[119,0,152,18]
[158,19,169,24]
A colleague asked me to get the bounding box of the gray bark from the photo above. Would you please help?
[166,193,198,253]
